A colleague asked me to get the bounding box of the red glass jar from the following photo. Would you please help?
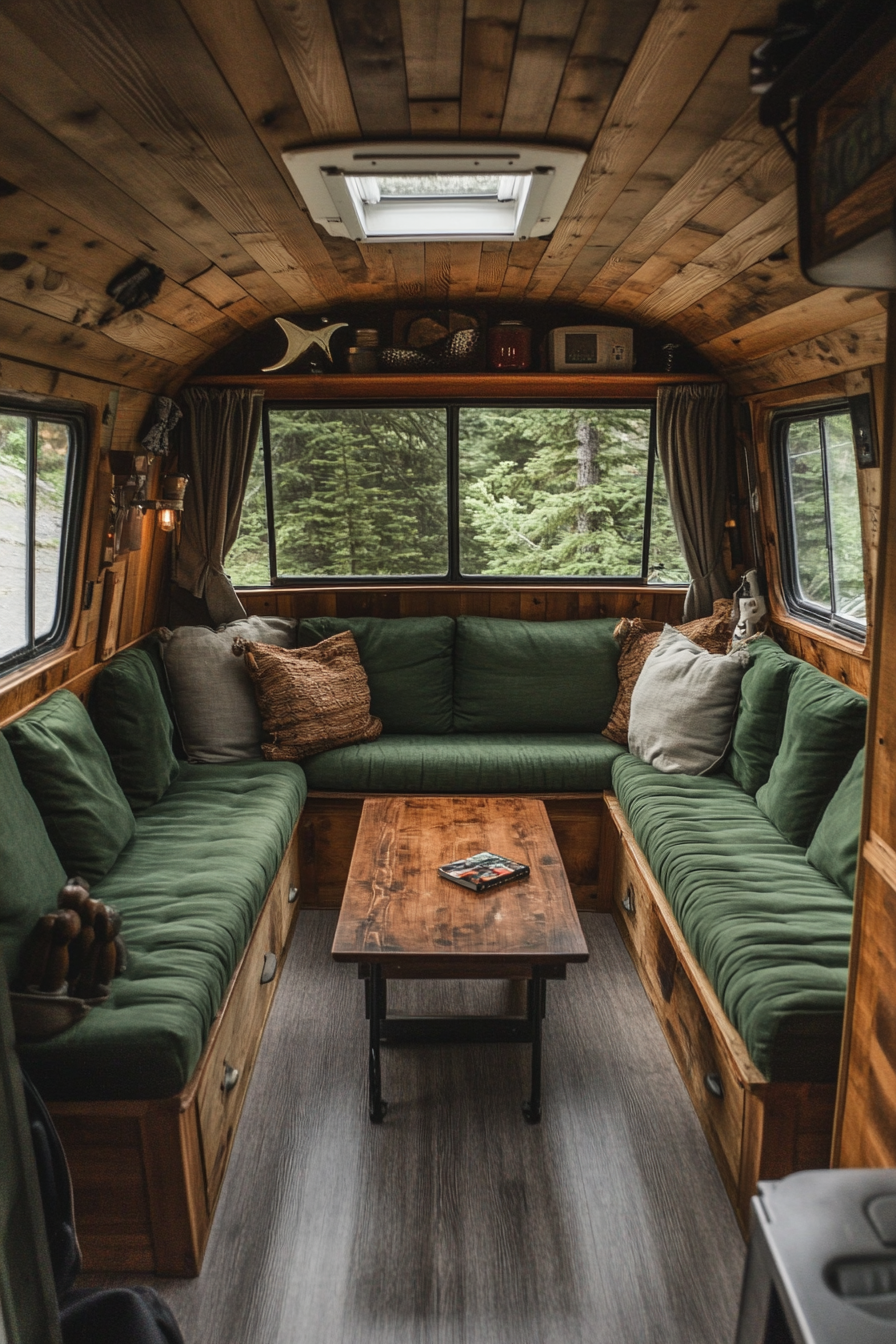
[488,320,532,371]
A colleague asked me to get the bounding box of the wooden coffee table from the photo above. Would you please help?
[332,795,589,1124]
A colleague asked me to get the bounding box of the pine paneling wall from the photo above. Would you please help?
[834,298,896,1168]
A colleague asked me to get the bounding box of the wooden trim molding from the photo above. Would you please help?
[188,373,722,399]
[239,584,688,625]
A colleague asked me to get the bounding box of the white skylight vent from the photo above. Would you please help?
[282,143,586,244]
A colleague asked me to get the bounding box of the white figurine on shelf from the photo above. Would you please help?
[262,318,348,371]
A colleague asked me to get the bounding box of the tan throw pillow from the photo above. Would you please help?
[603,598,733,746]
[235,630,382,761]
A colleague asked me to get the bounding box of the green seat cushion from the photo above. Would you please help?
[807,748,864,897]
[298,616,454,734]
[19,759,307,1101]
[0,734,67,982]
[90,648,179,812]
[453,616,620,733]
[726,638,800,795]
[4,690,135,886]
[303,733,626,793]
[612,753,853,1081]
[756,662,867,846]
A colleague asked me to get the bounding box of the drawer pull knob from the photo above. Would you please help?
[621,884,635,915]
[704,1072,724,1099]
[260,951,277,985]
[222,1063,240,1093]
[288,885,299,904]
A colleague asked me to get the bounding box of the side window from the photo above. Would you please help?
[775,405,866,636]
[0,406,83,671]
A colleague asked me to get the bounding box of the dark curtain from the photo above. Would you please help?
[657,383,733,621]
[174,387,264,626]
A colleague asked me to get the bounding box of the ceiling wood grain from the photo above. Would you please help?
[0,0,881,396]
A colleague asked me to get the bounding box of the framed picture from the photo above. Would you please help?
[797,8,896,287]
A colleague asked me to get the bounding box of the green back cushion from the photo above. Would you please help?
[142,632,185,758]
[298,616,455,734]
[807,748,865,896]
[4,690,136,885]
[90,648,179,811]
[726,638,800,795]
[0,734,66,980]
[756,662,867,846]
[453,616,620,733]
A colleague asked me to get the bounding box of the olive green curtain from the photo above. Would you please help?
[657,383,732,621]
[174,387,264,626]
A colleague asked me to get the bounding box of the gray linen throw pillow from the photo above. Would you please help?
[160,616,296,763]
[628,625,749,775]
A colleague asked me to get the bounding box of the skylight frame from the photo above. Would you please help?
[282,143,587,244]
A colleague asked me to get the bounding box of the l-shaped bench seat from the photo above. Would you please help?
[0,613,866,1265]
[0,655,306,1274]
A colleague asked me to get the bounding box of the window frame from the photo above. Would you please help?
[772,399,866,642]
[0,398,87,676]
[253,397,678,588]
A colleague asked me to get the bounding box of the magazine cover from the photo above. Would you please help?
[438,852,530,892]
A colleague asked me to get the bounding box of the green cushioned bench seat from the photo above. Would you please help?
[302,733,626,793]
[611,753,854,1082]
[20,759,307,1103]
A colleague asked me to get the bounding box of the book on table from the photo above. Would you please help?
[437,852,530,892]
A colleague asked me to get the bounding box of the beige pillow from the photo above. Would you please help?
[159,616,296,763]
[628,625,749,774]
[236,630,382,761]
[603,599,733,746]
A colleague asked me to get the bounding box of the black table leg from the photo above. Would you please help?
[522,968,544,1124]
[368,964,388,1123]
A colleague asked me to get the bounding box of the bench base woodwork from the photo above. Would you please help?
[48,825,301,1277]
[300,791,614,912]
[605,796,836,1234]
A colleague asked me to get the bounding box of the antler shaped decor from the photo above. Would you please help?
[262,318,348,372]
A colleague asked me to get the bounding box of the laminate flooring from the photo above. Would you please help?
[86,911,746,1343]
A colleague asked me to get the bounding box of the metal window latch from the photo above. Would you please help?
[260,952,277,984]
[704,1073,724,1099]
[288,885,299,904]
[222,1062,240,1093]
[621,884,635,915]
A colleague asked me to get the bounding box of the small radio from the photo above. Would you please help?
[546,326,633,373]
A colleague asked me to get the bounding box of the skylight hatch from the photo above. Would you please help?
[283,144,586,244]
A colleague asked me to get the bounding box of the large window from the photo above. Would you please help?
[775,404,866,636]
[0,406,83,670]
[228,402,687,585]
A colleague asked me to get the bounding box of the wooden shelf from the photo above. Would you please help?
[188,373,722,400]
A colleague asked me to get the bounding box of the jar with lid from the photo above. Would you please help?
[348,327,379,373]
[488,320,532,371]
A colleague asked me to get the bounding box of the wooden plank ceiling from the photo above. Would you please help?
[0,0,886,396]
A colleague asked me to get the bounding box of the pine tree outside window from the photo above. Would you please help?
[774,404,866,636]
[228,402,687,585]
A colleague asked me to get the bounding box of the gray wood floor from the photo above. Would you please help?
[86,911,746,1343]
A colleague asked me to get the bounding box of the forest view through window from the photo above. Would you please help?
[0,408,79,668]
[778,406,865,633]
[229,404,687,584]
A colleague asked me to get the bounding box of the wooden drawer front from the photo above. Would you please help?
[268,834,300,950]
[613,843,653,963]
[196,893,284,1210]
[613,843,745,1200]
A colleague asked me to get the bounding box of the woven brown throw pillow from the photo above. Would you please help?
[603,599,733,746]
[234,630,382,761]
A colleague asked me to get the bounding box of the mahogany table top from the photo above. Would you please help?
[332,795,589,973]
